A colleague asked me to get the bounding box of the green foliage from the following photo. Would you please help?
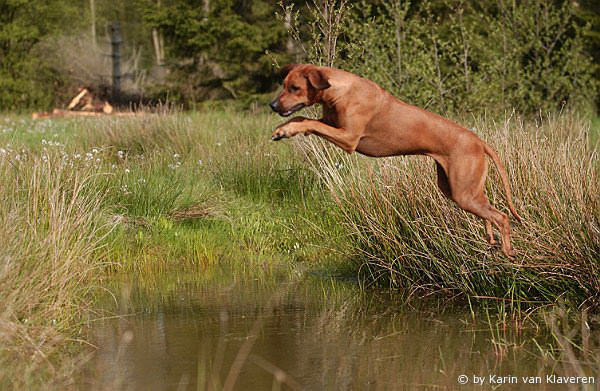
[0,0,80,109]
[0,0,597,112]
[331,0,599,114]
[140,0,292,103]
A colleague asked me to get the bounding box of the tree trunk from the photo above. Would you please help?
[90,0,97,49]
[152,28,163,65]
[152,0,164,65]
[111,22,122,101]
[284,6,295,57]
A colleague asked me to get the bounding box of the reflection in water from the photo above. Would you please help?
[82,271,582,390]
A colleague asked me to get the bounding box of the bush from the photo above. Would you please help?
[299,0,599,114]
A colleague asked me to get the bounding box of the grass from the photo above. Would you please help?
[0,109,597,388]
[0,110,345,388]
[0,149,109,389]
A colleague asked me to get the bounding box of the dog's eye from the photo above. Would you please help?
[290,85,300,92]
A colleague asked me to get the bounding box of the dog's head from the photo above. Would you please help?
[269,64,330,117]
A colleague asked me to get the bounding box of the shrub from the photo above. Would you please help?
[292,0,599,114]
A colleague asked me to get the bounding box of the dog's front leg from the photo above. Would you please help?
[273,119,361,154]
[272,116,312,140]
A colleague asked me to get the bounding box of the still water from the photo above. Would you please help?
[82,267,562,390]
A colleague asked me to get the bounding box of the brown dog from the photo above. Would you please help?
[270,64,521,257]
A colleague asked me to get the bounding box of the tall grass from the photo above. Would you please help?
[297,112,599,306]
[0,150,109,389]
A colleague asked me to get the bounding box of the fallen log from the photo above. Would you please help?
[32,108,147,119]
[66,88,90,110]
[102,102,113,114]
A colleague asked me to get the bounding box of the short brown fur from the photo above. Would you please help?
[270,64,521,257]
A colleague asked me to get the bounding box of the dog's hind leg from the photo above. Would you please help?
[485,220,496,245]
[460,199,514,257]
[437,161,497,247]
[448,151,515,257]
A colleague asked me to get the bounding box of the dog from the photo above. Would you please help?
[269,64,522,258]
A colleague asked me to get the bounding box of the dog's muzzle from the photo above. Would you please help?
[270,102,306,117]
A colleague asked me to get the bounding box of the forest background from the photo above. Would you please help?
[0,0,598,115]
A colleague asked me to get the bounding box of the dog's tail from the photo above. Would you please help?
[483,142,522,222]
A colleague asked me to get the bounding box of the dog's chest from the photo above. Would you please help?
[321,106,338,126]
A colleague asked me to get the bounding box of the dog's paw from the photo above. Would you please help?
[485,233,499,246]
[502,247,517,260]
[271,127,288,141]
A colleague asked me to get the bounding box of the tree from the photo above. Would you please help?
[139,0,293,103]
[0,0,80,109]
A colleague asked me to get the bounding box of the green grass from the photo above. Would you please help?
[591,116,600,147]
[0,110,348,388]
[0,109,597,388]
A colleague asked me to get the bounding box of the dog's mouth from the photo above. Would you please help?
[280,103,306,117]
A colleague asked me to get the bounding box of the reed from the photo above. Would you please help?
[0,149,109,389]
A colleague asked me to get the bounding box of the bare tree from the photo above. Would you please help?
[90,0,97,49]
[152,0,165,65]
[312,0,349,66]
[283,4,295,57]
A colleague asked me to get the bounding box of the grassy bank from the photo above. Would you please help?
[0,110,343,388]
[0,110,598,387]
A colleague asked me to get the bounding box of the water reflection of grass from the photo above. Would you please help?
[87,274,598,390]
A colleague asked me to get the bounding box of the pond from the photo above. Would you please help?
[80,266,577,390]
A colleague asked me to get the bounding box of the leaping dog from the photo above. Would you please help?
[270,64,521,257]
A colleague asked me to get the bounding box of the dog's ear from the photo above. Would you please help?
[307,68,330,90]
[279,64,298,81]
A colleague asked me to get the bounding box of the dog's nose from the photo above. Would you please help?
[269,100,279,112]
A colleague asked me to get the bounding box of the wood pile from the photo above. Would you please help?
[32,88,138,119]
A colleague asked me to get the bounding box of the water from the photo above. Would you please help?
[81,269,567,390]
